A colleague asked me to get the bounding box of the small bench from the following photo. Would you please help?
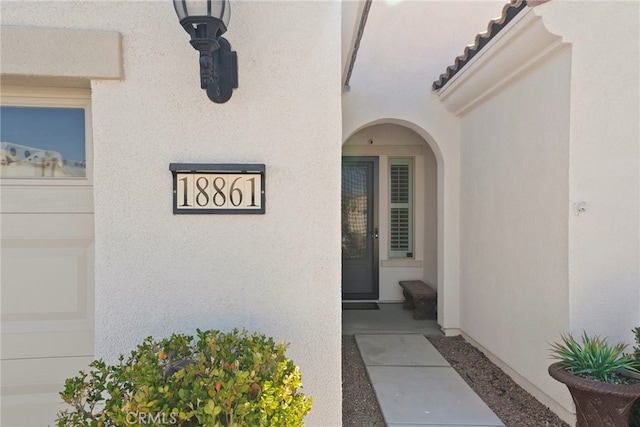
[399,280,437,320]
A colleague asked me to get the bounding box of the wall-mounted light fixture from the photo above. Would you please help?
[173,0,238,103]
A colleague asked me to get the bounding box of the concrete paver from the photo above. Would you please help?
[387,425,504,427]
[354,330,505,426]
[367,365,504,426]
[355,334,449,367]
[342,303,442,335]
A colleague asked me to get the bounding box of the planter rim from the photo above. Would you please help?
[548,362,640,397]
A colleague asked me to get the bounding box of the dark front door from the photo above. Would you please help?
[342,156,379,300]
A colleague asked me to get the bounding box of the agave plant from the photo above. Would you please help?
[629,327,640,427]
[550,331,639,383]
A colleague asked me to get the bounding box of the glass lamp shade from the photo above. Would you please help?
[174,0,238,103]
[173,0,230,33]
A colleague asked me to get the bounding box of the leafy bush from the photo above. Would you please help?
[550,331,639,383]
[56,328,312,426]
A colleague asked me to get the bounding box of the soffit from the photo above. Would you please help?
[346,0,507,94]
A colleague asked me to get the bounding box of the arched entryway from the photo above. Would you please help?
[341,122,439,305]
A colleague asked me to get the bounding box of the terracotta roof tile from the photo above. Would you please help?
[432,0,544,91]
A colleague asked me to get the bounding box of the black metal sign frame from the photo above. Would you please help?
[170,163,265,214]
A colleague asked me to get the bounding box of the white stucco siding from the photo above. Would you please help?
[459,45,572,412]
[535,0,640,345]
[2,1,342,425]
[437,4,639,420]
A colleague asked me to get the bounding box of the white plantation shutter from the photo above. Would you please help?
[389,158,413,258]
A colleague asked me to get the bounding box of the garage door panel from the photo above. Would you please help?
[1,88,94,426]
[2,394,66,427]
[1,185,94,214]
[1,238,93,322]
[0,212,94,238]
[1,356,94,390]
[1,356,94,426]
[2,330,93,359]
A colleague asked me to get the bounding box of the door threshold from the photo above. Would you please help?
[342,302,380,310]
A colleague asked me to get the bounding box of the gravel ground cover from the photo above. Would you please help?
[342,334,569,427]
[427,335,569,427]
[342,335,386,426]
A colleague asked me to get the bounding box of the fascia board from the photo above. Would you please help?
[437,9,564,116]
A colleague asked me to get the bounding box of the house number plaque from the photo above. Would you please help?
[170,163,265,214]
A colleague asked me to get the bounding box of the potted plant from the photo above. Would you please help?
[629,327,640,427]
[56,328,312,426]
[549,331,640,427]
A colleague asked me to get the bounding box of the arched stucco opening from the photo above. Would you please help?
[341,119,445,325]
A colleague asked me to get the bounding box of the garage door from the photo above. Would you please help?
[1,86,94,426]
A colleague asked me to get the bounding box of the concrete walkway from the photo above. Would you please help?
[344,304,505,426]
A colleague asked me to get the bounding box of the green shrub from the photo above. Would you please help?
[550,331,639,383]
[56,328,312,426]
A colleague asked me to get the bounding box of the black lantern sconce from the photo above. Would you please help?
[173,0,238,103]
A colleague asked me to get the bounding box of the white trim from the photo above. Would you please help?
[437,8,565,115]
[0,25,122,81]
[342,145,423,156]
[1,85,90,99]
[441,327,462,337]
[343,0,373,90]
[380,259,422,268]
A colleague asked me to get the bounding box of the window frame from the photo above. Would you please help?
[388,157,414,259]
[1,86,92,186]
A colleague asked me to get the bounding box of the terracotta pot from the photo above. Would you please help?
[548,362,640,427]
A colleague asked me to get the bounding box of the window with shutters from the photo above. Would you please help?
[389,158,413,258]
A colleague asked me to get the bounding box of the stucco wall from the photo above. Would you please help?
[343,124,437,301]
[1,1,342,425]
[535,0,640,346]
[444,1,640,421]
[459,45,572,412]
